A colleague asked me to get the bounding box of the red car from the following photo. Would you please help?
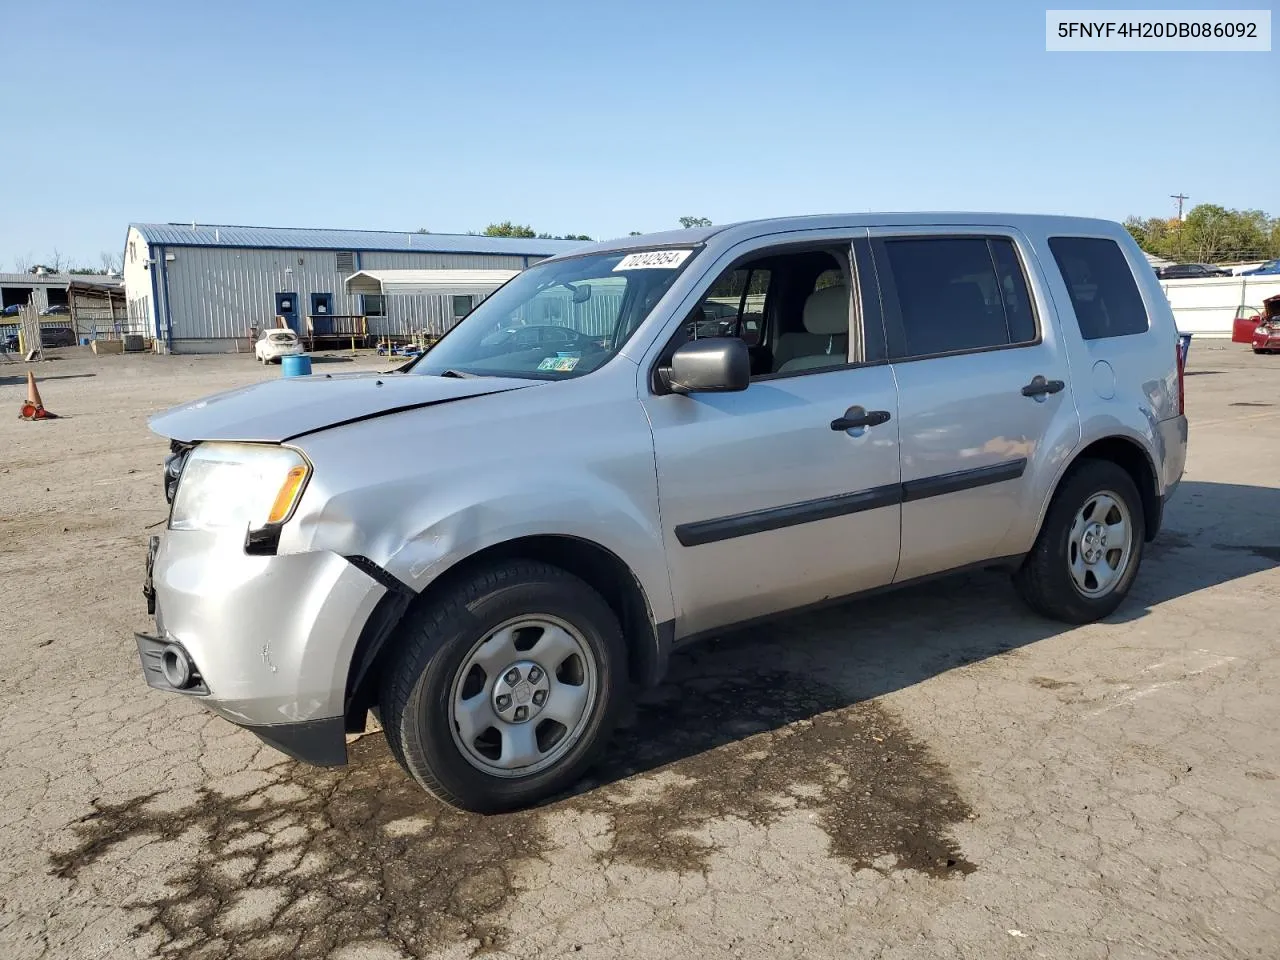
[1241,295,1280,354]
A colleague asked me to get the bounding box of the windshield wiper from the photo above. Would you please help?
[439,369,481,379]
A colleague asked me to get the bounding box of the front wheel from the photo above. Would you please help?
[379,560,627,812]
[1014,459,1145,624]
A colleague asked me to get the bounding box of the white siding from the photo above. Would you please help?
[157,247,538,347]
[122,227,155,338]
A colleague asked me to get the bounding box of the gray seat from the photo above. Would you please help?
[774,285,849,373]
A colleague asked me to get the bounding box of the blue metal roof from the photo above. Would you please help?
[129,223,589,257]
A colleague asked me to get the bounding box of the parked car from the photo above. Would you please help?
[1231,305,1265,344]
[1,304,20,317]
[138,213,1187,812]
[1248,296,1280,354]
[6,326,76,350]
[39,304,71,316]
[1157,263,1232,279]
[254,328,305,364]
[1240,259,1280,276]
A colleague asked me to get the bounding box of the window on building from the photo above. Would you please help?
[875,236,1039,359]
[129,242,137,264]
[362,294,386,317]
[452,295,474,320]
[46,288,69,308]
[1048,236,1149,340]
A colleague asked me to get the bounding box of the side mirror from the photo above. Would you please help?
[665,338,750,394]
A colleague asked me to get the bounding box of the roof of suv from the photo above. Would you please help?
[562,212,1125,260]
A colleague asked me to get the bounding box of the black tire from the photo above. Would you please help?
[379,560,627,813]
[1013,459,1146,624]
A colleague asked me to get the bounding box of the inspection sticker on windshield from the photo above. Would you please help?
[538,356,580,372]
[614,249,692,271]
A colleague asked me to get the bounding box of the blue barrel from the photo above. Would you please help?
[80,337,91,346]
[281,354,312,377]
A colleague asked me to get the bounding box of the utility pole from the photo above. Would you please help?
[1171,193,1189,221]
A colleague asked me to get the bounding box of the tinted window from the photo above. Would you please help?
[880,237,1037,358]
[990,239,1037,344]
[1048,237,1149,340]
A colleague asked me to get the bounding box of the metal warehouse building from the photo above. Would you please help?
[121,223,587,353]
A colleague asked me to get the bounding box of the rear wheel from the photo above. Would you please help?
[379,560,627,812]
[1014,459,1145,624]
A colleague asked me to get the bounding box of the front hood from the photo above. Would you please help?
[149,371,536,443]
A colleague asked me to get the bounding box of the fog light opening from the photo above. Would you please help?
[161,644,194,689]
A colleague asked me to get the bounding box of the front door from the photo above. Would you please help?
[275,292,299,333]
[866,227,1080,582]
[641,239,902,638]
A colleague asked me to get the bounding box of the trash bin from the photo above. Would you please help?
[80,337,91,346]
[281,354,312,377]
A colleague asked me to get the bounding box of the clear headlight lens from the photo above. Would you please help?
[170,443,311,532]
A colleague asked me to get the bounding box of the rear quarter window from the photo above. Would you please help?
[1048,237,1149,340]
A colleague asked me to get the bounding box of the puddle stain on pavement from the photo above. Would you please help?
[51,671,975,957]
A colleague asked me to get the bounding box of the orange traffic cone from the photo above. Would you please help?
[18,371,57,421]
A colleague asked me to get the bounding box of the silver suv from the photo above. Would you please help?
[137,214,1188,812]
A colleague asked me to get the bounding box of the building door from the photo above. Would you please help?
[275,292,299,333]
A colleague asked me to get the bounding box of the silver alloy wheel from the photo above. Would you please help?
[448,615,599,778]
[1067,489,1134,599]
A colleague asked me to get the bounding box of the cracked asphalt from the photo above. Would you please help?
[1,343,1277,959]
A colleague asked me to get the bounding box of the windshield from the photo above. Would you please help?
[410,248,696,379]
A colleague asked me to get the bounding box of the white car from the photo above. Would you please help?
[254,328,305,364]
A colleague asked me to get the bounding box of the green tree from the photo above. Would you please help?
[483,221,537,238]
[678,216,712,229]
[1125,204,1277,263]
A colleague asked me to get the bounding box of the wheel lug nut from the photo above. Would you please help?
[528,666,542,683]
[496,694,511,710]
[514,705,528,721]
[504,668,520,685]
[532,690,546,705]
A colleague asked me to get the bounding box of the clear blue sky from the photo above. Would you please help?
[0,0,1275,269]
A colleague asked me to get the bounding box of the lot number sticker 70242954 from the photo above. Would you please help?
[614,250,692,271]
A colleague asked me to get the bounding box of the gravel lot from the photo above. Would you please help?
[1,342,1277,960]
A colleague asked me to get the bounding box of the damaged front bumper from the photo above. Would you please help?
[137,529,389,766]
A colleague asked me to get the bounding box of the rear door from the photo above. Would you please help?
[866,227,1080,582]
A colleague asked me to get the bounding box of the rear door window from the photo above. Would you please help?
[1048,237,1149,340]
[873,236,1039,359]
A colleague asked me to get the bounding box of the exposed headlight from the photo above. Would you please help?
[170,443,311,533]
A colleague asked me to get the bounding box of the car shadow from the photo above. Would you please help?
[309,355,356,364]
[569,478,1280,795]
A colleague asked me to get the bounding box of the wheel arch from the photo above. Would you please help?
[343,534,668,731]
[1042,434,1162,544]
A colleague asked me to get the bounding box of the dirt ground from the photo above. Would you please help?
[0,342,1277,960]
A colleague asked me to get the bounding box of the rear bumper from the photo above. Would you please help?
[1156,414,1188,498]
